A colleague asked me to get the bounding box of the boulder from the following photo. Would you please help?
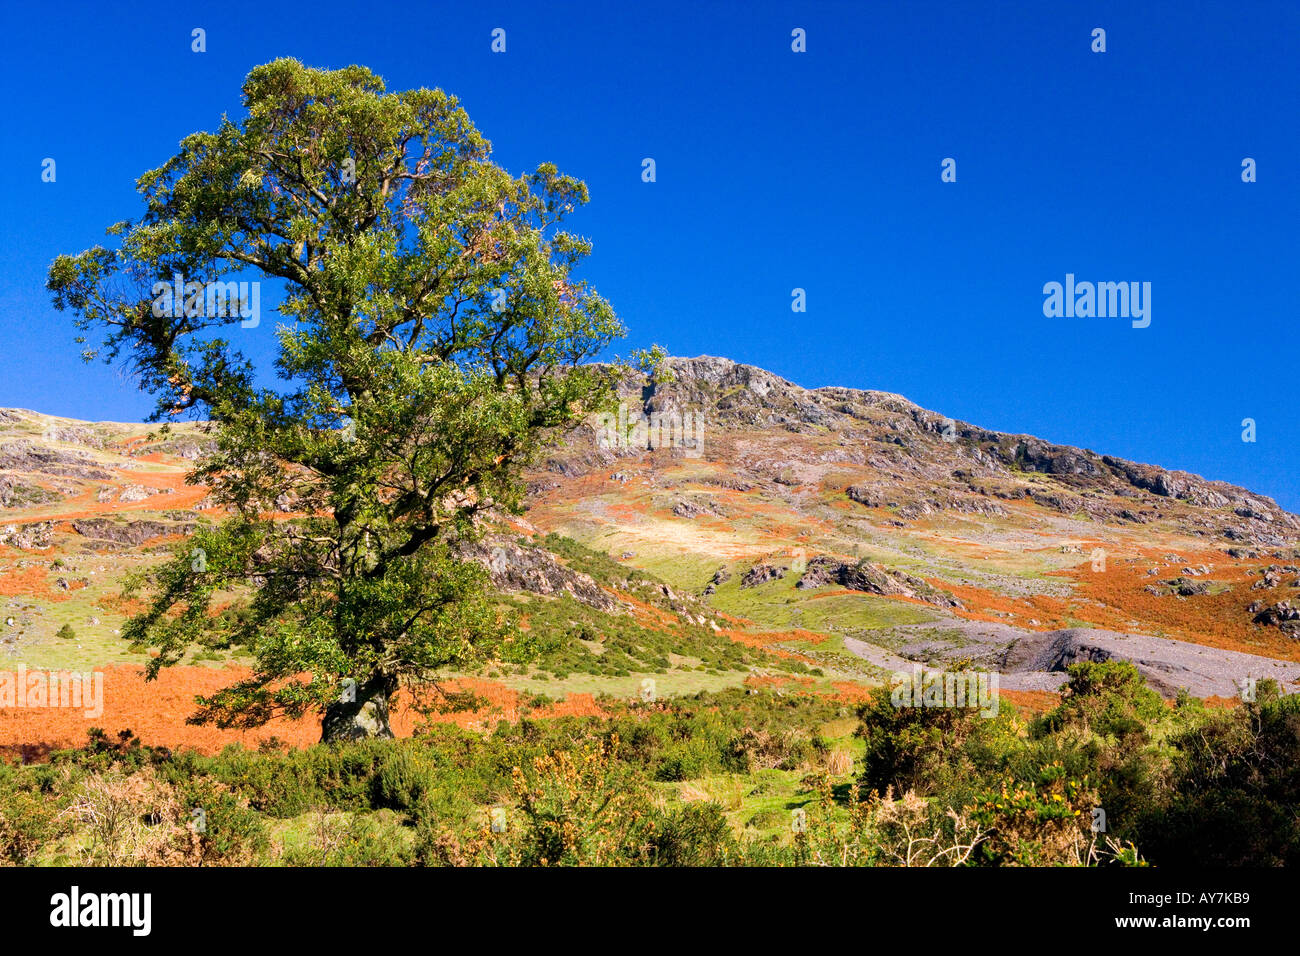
[740,562,787,588]
[0,521,55,550]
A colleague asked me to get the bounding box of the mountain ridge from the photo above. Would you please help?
[694,353,1290,518]
[576,355,1298,544]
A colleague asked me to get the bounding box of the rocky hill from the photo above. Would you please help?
[581,355,1298,545]
[3,356,1300,747]
[525,356,1300,694]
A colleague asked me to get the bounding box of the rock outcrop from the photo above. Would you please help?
[795,556,962,609]
[71,518,195,546]
[457,537,620,613]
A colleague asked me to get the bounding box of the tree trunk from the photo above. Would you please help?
[323,483,396,744]
[321,673,397,742]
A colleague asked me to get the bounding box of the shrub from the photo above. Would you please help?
[375,746,437,811]
[1141,684,1300,865]
[856,693,1011,801]
[1035,661,1166,740]
[510,736,653,866]
[180,779,269,865]
[965,762,1104,866]
[647,802,737,866]
[0,784,66,864]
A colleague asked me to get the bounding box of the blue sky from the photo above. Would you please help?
[2,1,1297,508]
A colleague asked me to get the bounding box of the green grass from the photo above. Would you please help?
[627,550,724,591]
[706,570,935,634]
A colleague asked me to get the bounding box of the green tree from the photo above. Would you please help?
[47,58,633,740]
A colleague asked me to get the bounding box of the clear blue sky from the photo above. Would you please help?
[2,1,1297,508]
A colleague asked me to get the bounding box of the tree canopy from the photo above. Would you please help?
[47,58,635,740]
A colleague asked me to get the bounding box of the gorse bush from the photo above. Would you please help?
[1138,680,1300,865]
[856,686,1016,803]
[375,747,438,811]
[0,783,66,865]
[1035,660,1168,739]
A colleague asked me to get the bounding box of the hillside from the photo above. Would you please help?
[526,357,1300,684]
[2,356,1300,754]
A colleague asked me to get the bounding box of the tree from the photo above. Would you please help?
[47,58,635,741]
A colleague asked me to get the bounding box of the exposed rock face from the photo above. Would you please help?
[0,476,59,509]
[1143,572,1214,597]
[0,521,55,550]
[1010,437,1106,478]
[698,475,753,492]
[702,566,731,595]
[1005,627,1300,696]
[118,484,169,504]
[794,557,840,590]
[672,499,719,519]
[852,487,1009,520]
[71,518,195,546]
[129,437,214,460]
[869,621,1300,697]
[740,562,787,588]
[634,356,825,431]
[458,538,619,613]
[795,556,962,609]
[845,484,890,508]
[1249,600,1300,638]
[573,356,1300,546]
[1251,565,1297,590]
[44,425,109,449]
[0,441,114,481]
